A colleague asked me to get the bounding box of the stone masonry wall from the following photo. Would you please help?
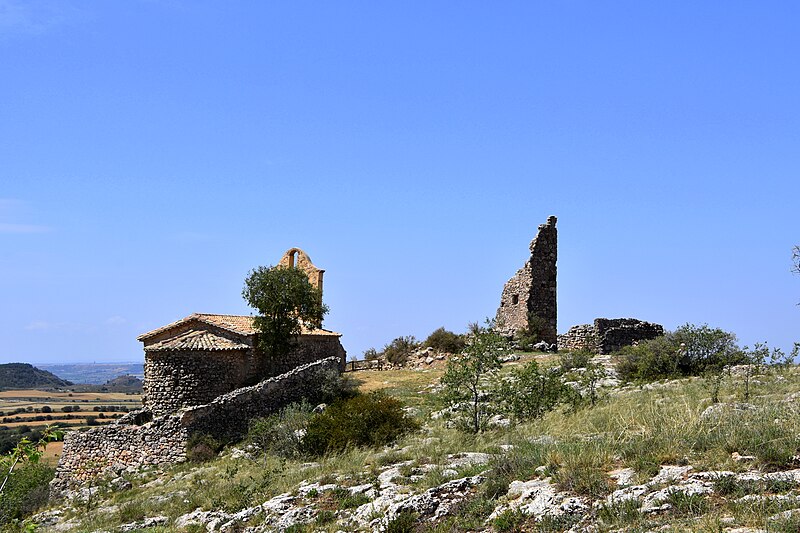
[49,412,187,498]
[594,318,664,355]
[558,318,665,355]
[181,355,341,442]
[557,324,596,352]
[269,335,346,377]
[143,349,254,416]
[496,216,557,345]
[50,357,341,497]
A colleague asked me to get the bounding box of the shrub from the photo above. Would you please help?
[302,392,419,456]
[617,324,749,382]
[309,368,359,404]
[424,327,466,354]
[440,325,509,433]
[363,347,380,361]
[386,511,418,533]
[186,433,223,462]
[559,350,593,371]
[616,334,681,381]
[248,402,313,459]
[0,462,54,524]
[497,360,570,421]
[382,336,419,365]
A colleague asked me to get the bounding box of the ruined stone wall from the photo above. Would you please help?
[50,413,187,498]
[496,216,557,345]
[557,324,596,352]
[50,357,341,497]
[143,349,254,416]
[558,318,665,355]
[268,335,346,377]
[181,356,341,442]
[594,318,664,355]
[143,335,345,416]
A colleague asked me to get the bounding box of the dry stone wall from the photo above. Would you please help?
[594,318,664,354]
[558,318,664,354]
[143,349,254,416]
[50,357,341,497]
[496,216,558,345]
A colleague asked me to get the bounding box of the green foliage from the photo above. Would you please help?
[513,314,550,352]
[0,363,73,389]
[673,323,747,374]
[242,265,328,361]
[302,392,419,456]
[616,334,681,381]
[492,508,527,532]
[385,511,418,533]
[424,327,466,354]
[363,347,380,360]
[247,402,313,460]
[186,433,223,463]
[329,486,370,509]
[559,350,592,371]
[440,323,509,433]
[596,498,642,528]
[1,425,61,497]
[617,324,749,382]
[382,336,419,365]
[552,444,611,498]
[497,360,570,421]
[665,489,708,516]
[308,367,359,404]
[0,462,54,524]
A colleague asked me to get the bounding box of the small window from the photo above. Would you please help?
[511,294,519,305]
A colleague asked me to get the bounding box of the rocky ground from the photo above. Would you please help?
[25,357,800,532]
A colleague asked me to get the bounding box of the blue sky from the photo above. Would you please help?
[1,1,798,364]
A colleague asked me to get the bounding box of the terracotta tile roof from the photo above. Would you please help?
[137,313,340,342]
[144,329,251,352]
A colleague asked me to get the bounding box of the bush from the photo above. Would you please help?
[617,334,681,381]
[440,325,509,433]
[617,324,749,382]
[497,360,570,421]
[248,402,313,459]
[309,368,359,404]
[382,336,419,365]
[424,327,466,354]
[302,392,419,456]
[559,350,593,371]
[0,462,54,524]
[186,433,223,462]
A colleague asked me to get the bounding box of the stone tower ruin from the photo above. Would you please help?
[496,216,557,345]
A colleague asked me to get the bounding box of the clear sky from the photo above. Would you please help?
[1,1,798,364]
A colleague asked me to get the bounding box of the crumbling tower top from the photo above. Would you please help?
[495,216,558,346]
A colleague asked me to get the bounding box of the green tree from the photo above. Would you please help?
[440,322,510,433]
[242,264,328,363]
[498,360,569,421]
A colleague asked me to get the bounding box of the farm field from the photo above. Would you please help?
[0,388,142,463]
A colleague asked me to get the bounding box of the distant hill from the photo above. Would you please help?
[0,363,73,389]
[39,363,144,385]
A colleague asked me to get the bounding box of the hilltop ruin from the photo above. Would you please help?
[51,248,345,496]
[496,216,558,345]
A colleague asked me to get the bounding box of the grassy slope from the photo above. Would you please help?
[36,359,800,532]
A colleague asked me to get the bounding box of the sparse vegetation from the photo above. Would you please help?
[381,336,420,365]
[439,323,509,433]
